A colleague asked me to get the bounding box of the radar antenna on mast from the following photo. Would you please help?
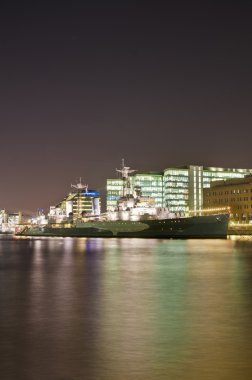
[116,158,136,179]
[116,159,137,196]
[71,178,88,193]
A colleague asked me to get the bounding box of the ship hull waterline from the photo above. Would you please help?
[17,214,229,239]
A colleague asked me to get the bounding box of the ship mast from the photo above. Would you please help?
[116,159,136,196]
[71,178,88,218]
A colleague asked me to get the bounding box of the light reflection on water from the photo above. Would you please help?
[1,236,252,380]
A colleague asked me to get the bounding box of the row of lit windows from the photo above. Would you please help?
[134,179,162,184]
[167,206,188,212]
[136,189,163,194]
[167,200,187,205]
[208,189,252,196]
[107,180,123,184]
[166,188,189,194]
[107,190,162,197]
[206,197,249,203]
[134,175,162,180]
[164,176,188,182]
[207,197,252,203]
[107,185,123,190]
[236,205,252,210]
[166,194,188,200]
[164,170,188,176]
[108,184,162,190]
[134,184,163,188]
[165,182,188,188]
[107,195,163,202]
[203,172,246,178]
[142,194,162,198]
[205,167,250,172]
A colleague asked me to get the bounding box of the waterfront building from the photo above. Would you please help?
[107,164,252,213]
[70,189,100,218]
[106,178,124,211]
[203,175,252,223]
[163,167,189,212]
[0,210,22,233]
[163,166,252,213]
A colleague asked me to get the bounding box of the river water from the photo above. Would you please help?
[1,235,252,380]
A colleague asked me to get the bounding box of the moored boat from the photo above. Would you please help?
[17,213,229,238]
[16,161,230,239]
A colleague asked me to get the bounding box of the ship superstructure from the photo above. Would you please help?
[107,160,172,221]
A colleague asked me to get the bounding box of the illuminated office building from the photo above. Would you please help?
[49,182,101,222]
[164,166,252,212]
[163,167,189,212]
[107,165,252,213]
[133,173,163,207]
[106,178,124,211]
[0,210,22,233]
[68,190,100,218]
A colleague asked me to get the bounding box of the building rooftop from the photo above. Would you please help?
[208,175,252,188]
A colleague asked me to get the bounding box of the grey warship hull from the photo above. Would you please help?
[18,214,229,239]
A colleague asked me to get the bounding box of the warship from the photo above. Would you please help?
[17,162,229,239]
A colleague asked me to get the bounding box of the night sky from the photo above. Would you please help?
[1,1,252,214]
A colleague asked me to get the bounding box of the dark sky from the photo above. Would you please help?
[0,0,252,214]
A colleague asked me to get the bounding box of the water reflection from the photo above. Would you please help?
[1,237,252,379]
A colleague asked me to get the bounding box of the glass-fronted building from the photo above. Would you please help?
[133,173,163,207]
[106,178,124,211]
[164,166,252,213]
[163,167,189,212]
[106,173,163,211]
